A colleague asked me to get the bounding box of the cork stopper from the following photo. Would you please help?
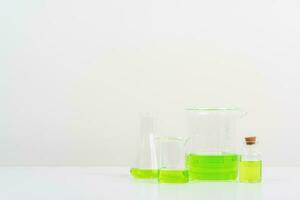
[245,136,256,145]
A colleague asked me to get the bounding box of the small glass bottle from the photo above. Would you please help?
[239,136,262,183]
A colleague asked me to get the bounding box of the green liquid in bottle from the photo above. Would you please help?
[239,160,262,183]
[158,169,189,183]
[130,168,158,179]
[186,153,239,181]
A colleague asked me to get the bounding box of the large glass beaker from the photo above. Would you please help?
[185,108,244,181]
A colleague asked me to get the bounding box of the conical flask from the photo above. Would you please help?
[130,113,158,179]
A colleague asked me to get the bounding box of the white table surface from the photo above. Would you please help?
[0,167,299,200]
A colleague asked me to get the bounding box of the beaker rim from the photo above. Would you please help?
[185,107,240,111]
[155,136,185,141]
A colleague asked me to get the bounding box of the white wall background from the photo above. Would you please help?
[1,0,300,166]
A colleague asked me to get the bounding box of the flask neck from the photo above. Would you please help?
[140,115,155,136]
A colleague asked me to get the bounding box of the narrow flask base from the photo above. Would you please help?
[130,168,158,179]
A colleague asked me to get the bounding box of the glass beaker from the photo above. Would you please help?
[156,136,188,183]
[185,108,245,181]
[130,113,158,179]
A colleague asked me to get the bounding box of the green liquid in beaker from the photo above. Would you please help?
[130,168,158,179]
[239,160,262,183]
[158,169,188,183]
[186,153,239,181]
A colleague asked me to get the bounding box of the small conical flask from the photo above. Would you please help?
[130,113,158,179]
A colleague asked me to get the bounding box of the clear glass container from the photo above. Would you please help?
[156,136,188,183]
[239,137,262,183]
[130,113,158,179]
[185,108,245,181]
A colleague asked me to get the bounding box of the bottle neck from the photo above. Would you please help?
[246,143,256,152]
[242,143,261,160]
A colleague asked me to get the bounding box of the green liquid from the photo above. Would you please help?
[158,169,189,183]
[239,160,262,183]
[130,168,158,179]
[186,153,239,181]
